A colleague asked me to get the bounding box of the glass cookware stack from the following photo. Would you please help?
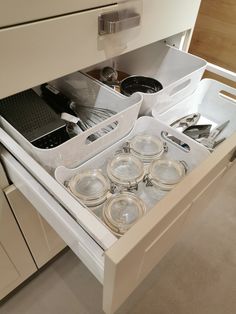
[66,133,188,236]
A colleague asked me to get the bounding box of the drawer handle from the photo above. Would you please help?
[98,10,141,35]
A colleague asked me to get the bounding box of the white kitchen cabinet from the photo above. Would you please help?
[0,1,235,313]
[0,0,201,99]
[4,185,66,269]
[0,188,37,300]
[0,161,65,298]
[0,0,117,27]
[0,176,65,300]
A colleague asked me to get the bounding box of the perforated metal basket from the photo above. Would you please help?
[0,89,65,142]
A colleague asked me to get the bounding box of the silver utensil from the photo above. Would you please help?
[100,67,119,84]
[170,113,201,130]
[70,105,118,134]
[183,124,212,139]
[196,120,230,150]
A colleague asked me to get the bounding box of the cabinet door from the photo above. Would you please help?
[0,0,201,99]
[0,189,37,300]
[4,185,66,268]
[103,134,236,314]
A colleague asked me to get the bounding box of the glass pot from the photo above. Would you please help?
[144,159,188,191]
[68,169,109,207]
[124,134,166,163]
[102,192,146,236]
[107,152,145,190]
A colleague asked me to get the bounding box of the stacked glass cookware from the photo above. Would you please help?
[66,133,188,237]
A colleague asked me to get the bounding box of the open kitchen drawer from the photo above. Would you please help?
[0,0,235,313]
[0,42,235,314]
[1,116,236,313]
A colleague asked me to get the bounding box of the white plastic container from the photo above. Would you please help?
[152,79,236,149]
[0,72,142,172]
[55,117,210,219]
[87,42,207,115]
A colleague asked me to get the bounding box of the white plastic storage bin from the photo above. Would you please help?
[0,72,142,172]
[55,116,210,235]
[86,41,207,115]
[152,79,236,150]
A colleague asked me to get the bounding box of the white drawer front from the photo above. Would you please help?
[103,134,236,314]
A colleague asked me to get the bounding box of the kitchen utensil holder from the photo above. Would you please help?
[0,72,142,172]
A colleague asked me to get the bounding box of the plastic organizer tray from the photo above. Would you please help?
[85,41,207,115]
[0,72,142,172]
[55,117,210,235]
[152,79,236,150]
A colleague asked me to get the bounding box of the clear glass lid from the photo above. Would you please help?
[129,134,164,162]
[107,153,145,187]
[68,169,109,206]
[103,192,146,235]
[149,159,187,187]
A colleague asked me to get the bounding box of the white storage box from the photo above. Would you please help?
[55,116,210,233]
[152,79,236,150]
[0,72,142,172]
[86,41,207,115]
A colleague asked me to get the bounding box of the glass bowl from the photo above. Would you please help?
[107,153,145,189]
[147,159,187,190]
[129,134,165,162]
[68,169,109,207]
[103,192,146,236]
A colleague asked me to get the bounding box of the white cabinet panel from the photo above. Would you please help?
[0,244,19,292]
[0,0,115,27]
[5,185,66,268]
[0,189,37,300]
[0,0,201,99]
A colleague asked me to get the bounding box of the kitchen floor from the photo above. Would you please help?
[1,165,236,314]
